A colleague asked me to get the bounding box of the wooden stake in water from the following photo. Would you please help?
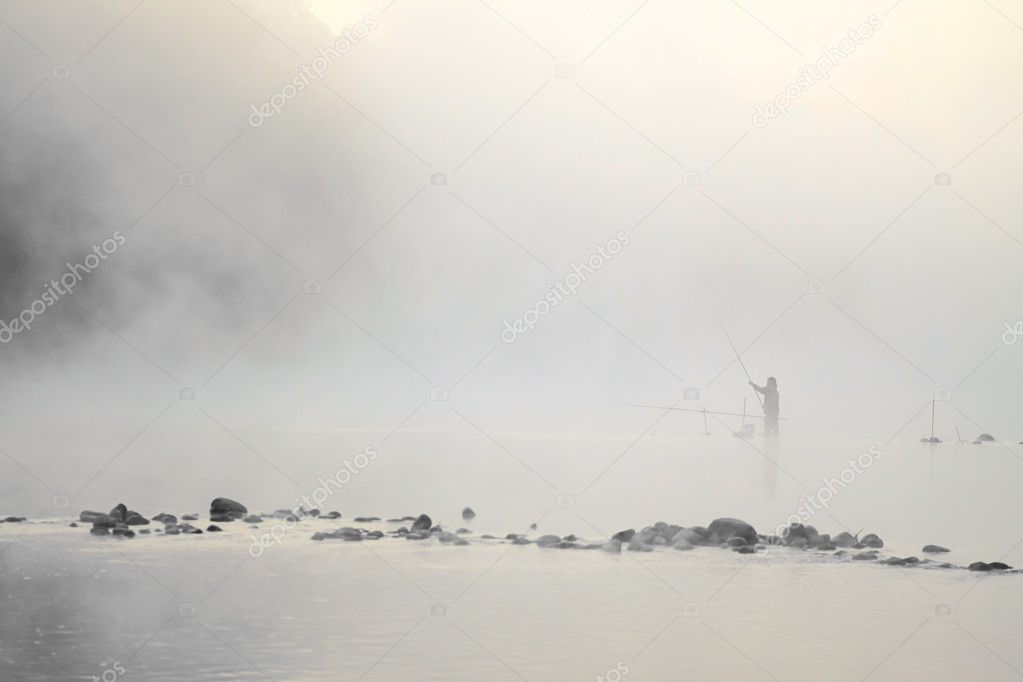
[930,398,936,441]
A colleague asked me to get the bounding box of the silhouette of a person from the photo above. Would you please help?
[749,377,780,436]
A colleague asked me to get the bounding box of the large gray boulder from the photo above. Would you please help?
[210,498,247,516]
[708,518,758,544]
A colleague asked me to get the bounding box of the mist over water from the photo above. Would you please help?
[1,2,1022,679]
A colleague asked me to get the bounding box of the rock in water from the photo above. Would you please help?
[209,498,247,516]
[109,503,128,521]
[860,533,884,548]
[2,516,26,523]
[88,514,119,529]
[152,513,177,524]
[536,535,561,547]
[832,531,857,547]
[111,528,135,539]
[672,537,694,551]
[90,527,110,536]
[708,518,758,544]
[206,525,223,532]
[612,529,636,543]
[411,514,432,532]
[977,434,995,442]
[969,561,1012,571]
[125,514,149,526]
[462,507,475,520]
[922,544,950,553]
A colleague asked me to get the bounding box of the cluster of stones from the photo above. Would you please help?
[599,518,1014,572]
[59,503,1019,573]
[77,497,257,538]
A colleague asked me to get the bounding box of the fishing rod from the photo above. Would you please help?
[715,314,765,410]
[619,403,789,421]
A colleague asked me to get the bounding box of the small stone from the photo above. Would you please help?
[861,534,884,548]
[612,529,636,543]
[90,527,109,536]
[206,525,222,532]
[922,545,950,553]
[411,514,432,532]
[536,535,561,547]
[462,507,475,520]
[112,528,135,539]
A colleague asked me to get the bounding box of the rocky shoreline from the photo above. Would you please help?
[4,501,1015,574]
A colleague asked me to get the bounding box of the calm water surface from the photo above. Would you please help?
[2,436,1022,681]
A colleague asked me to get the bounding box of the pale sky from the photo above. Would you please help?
[1,0,1021,510]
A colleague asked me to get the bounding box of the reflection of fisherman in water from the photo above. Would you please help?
[749,377,780,436]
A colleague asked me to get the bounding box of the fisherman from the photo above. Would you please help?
[749,377,780,436]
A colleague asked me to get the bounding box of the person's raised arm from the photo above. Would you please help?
[748,381,765,395]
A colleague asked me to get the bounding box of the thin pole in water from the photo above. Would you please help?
[703,407,709,436]
[930,398,936,440]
